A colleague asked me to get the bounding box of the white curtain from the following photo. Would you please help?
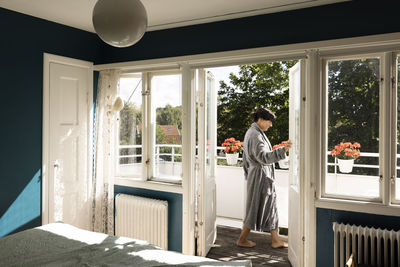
[92,69,121,234]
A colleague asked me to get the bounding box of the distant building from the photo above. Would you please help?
[137,124,181,144]
[158,125,181,144]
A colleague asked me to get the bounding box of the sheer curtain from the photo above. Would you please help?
[92,69,121,234]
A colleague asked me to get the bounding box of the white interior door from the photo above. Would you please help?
[197,69,217,256]
[47,60,92,230]
[288,60,305,267]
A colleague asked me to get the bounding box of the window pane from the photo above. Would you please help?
[326,58,380,199]
[151,74,182,182]
[397,56,400,200]
[118,76,142,176]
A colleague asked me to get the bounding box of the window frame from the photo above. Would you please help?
[147,70,184,184]
[116,70,184,184]
[391,52,400,205]
[320,51,399,204]
[115,72,144,179]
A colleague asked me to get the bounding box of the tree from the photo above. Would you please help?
[156,104,182,130]
[119,101,142,146]
[217,61,297,147]
[119,101,142,164]
[328,59,379,151]
[327,59,380,175]
[119,101,179,163]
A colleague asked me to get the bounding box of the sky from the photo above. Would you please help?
[206,65,240,89]
[119,65,240,107]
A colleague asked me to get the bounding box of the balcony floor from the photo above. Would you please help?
[206,225,292,267]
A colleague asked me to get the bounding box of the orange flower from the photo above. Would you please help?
[221,137,243,154]
[330,141,361,160]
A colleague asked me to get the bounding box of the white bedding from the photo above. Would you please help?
[0,223,251,267]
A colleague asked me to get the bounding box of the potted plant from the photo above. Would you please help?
[272,141,289,169]
[221,138,243,165]
[330,142,361,173]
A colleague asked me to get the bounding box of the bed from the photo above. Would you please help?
[0,223,251,266]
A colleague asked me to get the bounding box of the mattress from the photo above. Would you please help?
[0,223,251,267]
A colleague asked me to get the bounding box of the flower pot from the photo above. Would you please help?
[337,159,354,173]
[226,153,239,165]
[278,155,289,169]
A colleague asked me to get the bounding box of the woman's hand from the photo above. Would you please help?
[284,139,292,152]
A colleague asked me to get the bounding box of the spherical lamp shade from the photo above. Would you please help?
[92,0,147,48]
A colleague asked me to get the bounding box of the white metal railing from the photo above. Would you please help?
[118,145,393,173]
[327,151,380,175]
[118,144,182,163]
[119,144,142,161]
[155,144,182,163]
[118,145,235,164]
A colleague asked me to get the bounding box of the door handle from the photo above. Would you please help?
[53,160,60,179]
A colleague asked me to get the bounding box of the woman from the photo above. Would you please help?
[237,107,292,248]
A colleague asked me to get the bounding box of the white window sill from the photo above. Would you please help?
[315,198,400,217]
[115,177,183,194]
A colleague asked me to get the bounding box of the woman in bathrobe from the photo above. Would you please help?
[236,107,292,249]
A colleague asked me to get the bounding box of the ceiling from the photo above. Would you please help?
[0,0,349,33]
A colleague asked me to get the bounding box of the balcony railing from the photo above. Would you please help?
[118,145,244,164]
[119,144,386,172]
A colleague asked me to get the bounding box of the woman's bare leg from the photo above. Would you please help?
[270,229,288,248]
[236,225,256,247]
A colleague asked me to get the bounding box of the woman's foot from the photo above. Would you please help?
[236,240,256,248]
[271,240,288,248]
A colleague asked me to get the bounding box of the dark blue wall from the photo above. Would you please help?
[97,0,400,64]
[0,7,103,236]
[114,185,183,252]
[316,208,400,267]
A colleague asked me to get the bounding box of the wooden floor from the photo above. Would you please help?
[206,225,292,267]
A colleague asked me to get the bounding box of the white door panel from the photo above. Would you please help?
[49,62,91,230]
[288,61,305,267]
[197,69,217,256]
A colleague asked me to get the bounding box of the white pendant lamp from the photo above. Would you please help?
[92,0,148,48]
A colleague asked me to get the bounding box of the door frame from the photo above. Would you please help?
[42,53,93,225]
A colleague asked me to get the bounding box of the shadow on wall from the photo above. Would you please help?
[0,170,41,237]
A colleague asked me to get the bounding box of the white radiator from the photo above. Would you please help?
[333,222,400,267]
[115,194,168,250]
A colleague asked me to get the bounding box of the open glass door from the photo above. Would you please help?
[196,69,217,256]
[288,60,305,267]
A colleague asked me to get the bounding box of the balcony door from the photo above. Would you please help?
[288,60,305,267]
[196,69,217,256]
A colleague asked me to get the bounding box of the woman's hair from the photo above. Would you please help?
[250,107,276,123]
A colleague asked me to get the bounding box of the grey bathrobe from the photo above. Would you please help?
[242,122,286,232]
